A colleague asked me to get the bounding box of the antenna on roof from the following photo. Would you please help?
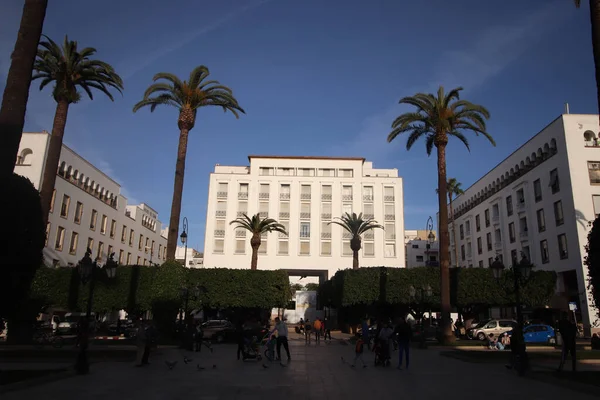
[564,103,570,114]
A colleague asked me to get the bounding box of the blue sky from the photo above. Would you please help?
[0,0,597,251]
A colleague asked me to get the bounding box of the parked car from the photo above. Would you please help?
[108,320,135,336]
[467,319,517,341]
[201,320,235,343]
[506,324,556,344]
[56,312,96,335]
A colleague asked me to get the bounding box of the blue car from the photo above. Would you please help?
[506,324,556,344]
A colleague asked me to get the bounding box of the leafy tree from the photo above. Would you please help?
[575,1,600,125]
[0,0,47,180]
[290,283,304,292]
[436,178,464,267]
[387,86,494,342]
[229,213,287,270]
[584,215,600,323]
[305,283,320,291]
[133,66,244,261]
[329,212,383,269]
[33,35,123,224]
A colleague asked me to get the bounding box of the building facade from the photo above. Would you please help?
[14,132,168,267]
[203,155,406,280]
[404,230,439,268]
[175,247,204,268]
[444,114,600,333]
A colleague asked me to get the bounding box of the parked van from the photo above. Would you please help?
[467,319,517,341]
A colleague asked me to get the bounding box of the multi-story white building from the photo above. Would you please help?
[175,247,204,268]
[203,155,406,280]
[445,114,600,334]
[404,229,439,268]
[14,132,168,267]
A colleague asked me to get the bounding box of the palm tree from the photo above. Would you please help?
[229,213,287,270]
[436,178,464,267]
[33,35,123,224]
[387,86,494,342]
[575,1,600,125]
[133,66,244,261]
[0,0,47,181]
[329,212,383,270]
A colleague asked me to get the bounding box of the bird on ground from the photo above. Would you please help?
[341,356,346,364]
[212,364,217,369]
[197,364,205,371]
[183,356,193,364]
[262,364,269,369]
[165,361,178,370]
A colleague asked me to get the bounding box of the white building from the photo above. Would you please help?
[175,246,204,268]
[405,229,439,268]
[444,114,600,334]
[14,132,168,267]
[203,155,406,280]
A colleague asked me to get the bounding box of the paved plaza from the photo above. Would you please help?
[3,335,598,400]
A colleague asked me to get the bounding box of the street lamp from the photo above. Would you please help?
[490,253,533,374]
[178,284,206,349]
[409,284,433,348]
[426,216,437,266]
[75,249,117,374]
[180,217,188,268]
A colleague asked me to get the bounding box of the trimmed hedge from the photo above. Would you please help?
[319,266,557,309]
[585,215,600,321]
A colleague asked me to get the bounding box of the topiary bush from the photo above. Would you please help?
[584,215,600,324]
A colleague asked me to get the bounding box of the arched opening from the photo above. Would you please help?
[17,148,33,165]
[584,130,596,142]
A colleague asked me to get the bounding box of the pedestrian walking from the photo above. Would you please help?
[361,317,370,349]
[274,317,291,361]
[557,313,577,372]
[135,320,147,367]
[323,318,332,342]
[142,321,157,365]
[236,321,245,360]
[395,317,412,369]
[351,335,367,368]
[304,318,312,344]
[313,318,322,343]
[195,321,204,352]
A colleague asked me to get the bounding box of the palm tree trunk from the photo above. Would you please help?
[436,142,453,343]
[40,99,69,225]
[589,0,600,126]
[0,0,47,182]
[250,246,259,270]
[166,128,190,261]
[449,194,458,268]
[352,251,359,270]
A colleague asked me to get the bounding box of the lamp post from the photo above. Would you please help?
[409,284,433,348]
[426,216,437,266]
[490,253,532,374]
[178,285,205,349]
[75,249,117,374]
[180,217,188,268]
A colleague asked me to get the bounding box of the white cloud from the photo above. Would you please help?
[88,156,140,205]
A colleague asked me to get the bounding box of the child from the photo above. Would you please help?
[352,335,368,368]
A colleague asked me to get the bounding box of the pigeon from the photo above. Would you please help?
[197,364,205,371]
[341,356,347,364]
[183,356,193,364]
[262,364,269,369]
[165,361,178,370]
[212,364,217,369]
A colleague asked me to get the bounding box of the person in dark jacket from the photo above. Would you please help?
[236,321,245,360]
[557,313,577,372]
[394,317,412,370]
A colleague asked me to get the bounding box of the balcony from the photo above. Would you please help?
[279,231,288,238]
[300,193,311,200]
[492,215,500,224]
[258,212,269,218]
[215,210,226,218]
[299,232,310,239]
[321,194,332,201]
[217,191,228,199]
[517,201,526,212]
[520,230,528,239]
[384,195,395,202]
[300,212,311,219]
[494,241,502,250]
[363,213,374,219]
[364,232,374,240]
[237,211,247,218]
[466,251,472,259]
[238,192,248,200]
[236,230,246,237]
[321,213,331,220]
[342,194,353,201]
[384,214,395,221]
[342,231,352,239]
[321,232,331,239]
[465,230,471,237]
[259,192,269,200]
[279,212,290,219]
[363,195,374,202]
[280,193,290,200]
[214,229,225,237]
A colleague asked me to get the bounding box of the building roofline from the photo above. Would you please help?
[247,155,366,163]
[449,114,568,205]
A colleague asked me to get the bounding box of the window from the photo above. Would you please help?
[342,185,353,200]
[364,242,374,256]
[508,222,515,243]
[90,209,97,230]
[69,231,78,254]
[214,239,224,253]
[127,252,132,265]
[339,169,353,177]
[235,240,245,254]
[412,244,419,249]
[475,215,481,232]
[537,209,546,232]
[74,202,83,224]
[384,243,396,257]
[321,241,331,256]
[465,221,471,235]
[137,256,142,265]
[119,250,124,264]
[97,241,104,260]
[558,234,568,259]
[343,242,352,256]
[554,200,564,226]
[484,321,497,329]
[259,184,270,199]
[110,220,116,238]
[363,186,374,201]
[321,185,332,200]
[342,203,352,214]
[511,249,518,265]
[321,222,331,239]
[298,168,314,177]
[87,237,94,252]
[516,189,525,204]
[138,235,144,250]
[239,183,249,199]
[363,203,374,217]
[477,237,482,254]
[321,202,332,219]
[533,179,542,202]
[300,222,310,238]
[461,245,465,261]
[259,167,273,176]
[299,241,310,255]
[55,226,65,250]
[300,202,311,218]
[485,209,490,227]
[488,257,494,267]
[478,260,484,268]
[239,201,249,216]
[319,168,335,177]
[459,224,464,240]
[100,215,107,234]
[129,230,135,246]
[145,238,149,253]
[301,185,311,200]
[506,195,513,216]
[60,194,70,218]
[108,245,113,258]
[486,232,492,251]
[385,223,395,240]
[45,223,50,246]
[540,240,549,264]
[416,255,424,262]
[384,186,394,201]
[277,167,294,176]
[384,204,395,220]
[278,240,289,255]
[594,195,600,218]
[50,189,56,213]
[280,184,291,200]
[121,226,127,243]
[588,161,600,185]
[218,182,228,197]
[520,217,528,235]
[550,168,560,193]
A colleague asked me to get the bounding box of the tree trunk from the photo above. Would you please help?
[449,194,458,268]
[40,99,70,226]
[250,246,259,270]
[0,0,47,182]
[350,236,361,269]
[436,142,453,343]
[590,0,600,127]
[166,128,190,261]
[352,250,359,269]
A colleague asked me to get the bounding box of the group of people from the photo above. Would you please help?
[352,317,413,370]
[299,317,331,343]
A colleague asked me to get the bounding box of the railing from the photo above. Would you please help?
[300,193,311,200]
[237,211,246,218]
[217,191,228,199]
[258,212,269,218]
[364,233,374,240]
[342,194,353,201]
[279,231,287,238]
[384,195,395,202]
[385,234,396,240]
[321,194,332,201]
[300,232,310,239]
[384,214,395,221]
[342,232,352,239]
[492,215,500,223]
[238,192,248,199]
[585,140,600,147]
[215,210,226,217]
[466,252,472,259]
[465,230,471,237]
[520,231,528,238]
[300,212,311,219]
[259,192,269,199]
[363,195,374,202]
[213,248,224,254]
[321,213,331,220]
[280,193,290,200]
[236,230,246,237]
[363,213,374,219]
[279,212,290,219]
[214,230,225,237]
[321,232,331,239]
[494,241,502,249]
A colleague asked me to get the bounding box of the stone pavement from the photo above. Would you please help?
[3,334,598,400]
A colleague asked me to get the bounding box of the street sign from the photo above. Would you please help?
[568,302,577,311]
